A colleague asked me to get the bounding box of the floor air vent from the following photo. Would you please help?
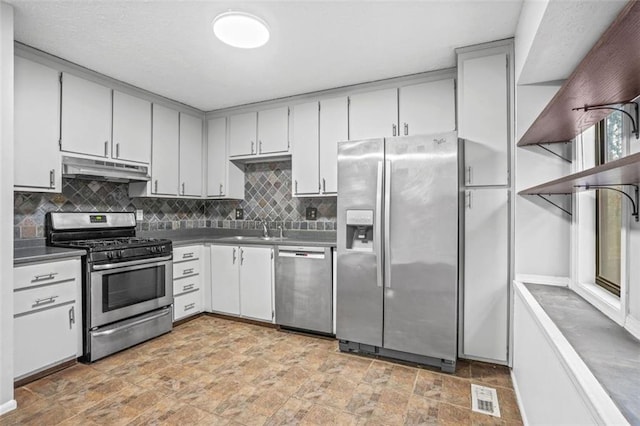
[471,384,501,417]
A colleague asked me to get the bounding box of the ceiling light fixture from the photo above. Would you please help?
[212,11,270,49]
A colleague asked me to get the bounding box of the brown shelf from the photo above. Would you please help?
[519,151,640,195]
[517,1,640,147]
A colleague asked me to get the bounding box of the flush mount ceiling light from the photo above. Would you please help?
[212,11,270,49]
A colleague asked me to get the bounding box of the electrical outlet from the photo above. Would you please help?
[235,208,244,220]
[135,209,144,221]
[306,207,317,220]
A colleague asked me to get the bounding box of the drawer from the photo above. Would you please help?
[173,274,201,296]
[173,246,201,262]
[173,290,202,321]
[14,280,77,316]
[173,259,200,279]
[14,258,81,291]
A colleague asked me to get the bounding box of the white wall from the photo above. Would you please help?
[514,0,548,84]
[0,1,15,415]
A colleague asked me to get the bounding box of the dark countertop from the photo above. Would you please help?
[525,283,640,425]
[14,246,86,265]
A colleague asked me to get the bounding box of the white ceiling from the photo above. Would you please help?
[7,1,523,111]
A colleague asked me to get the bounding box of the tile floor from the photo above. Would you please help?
[2,315,522,425]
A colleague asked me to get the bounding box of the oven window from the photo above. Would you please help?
[102,265,166,312]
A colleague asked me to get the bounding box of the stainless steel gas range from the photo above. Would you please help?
[46,212,173,362]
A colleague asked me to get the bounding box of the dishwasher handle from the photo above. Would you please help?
[277,246,327,259]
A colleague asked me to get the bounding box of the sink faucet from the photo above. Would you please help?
[260,220,269,238]
[277,225,283,239]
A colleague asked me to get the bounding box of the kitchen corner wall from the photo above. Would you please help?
[14,160,336,239]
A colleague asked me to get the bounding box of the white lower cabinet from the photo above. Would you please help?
[172,245,203,321]
[210,244,273,322]
[13,257,82,380]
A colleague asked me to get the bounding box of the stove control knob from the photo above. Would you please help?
[118,250,124,258]
[107,252,114,260]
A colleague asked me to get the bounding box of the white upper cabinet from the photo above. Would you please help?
[112,91,151,164]
[349,88,398,140]
[292,101,320,195]
[399,79,456,136]
[61,73,112,158]
[229,112,257,157]
[257,106,289,154]
[458,52,509,186]
[319,96,348,194]
[151,104,179,196]
[207,117,244,199]
[179,113,203,197]
[14,57,61,192]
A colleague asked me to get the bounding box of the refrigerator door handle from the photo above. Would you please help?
[384,160,392,288]
[375,161,384,288]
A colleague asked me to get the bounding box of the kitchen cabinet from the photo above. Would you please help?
[399,79,455,136]
[210,244,273,322]
[349,88,398,140]
[458,51,509,186]
[179,113,203,197]
[463,188,509,363]
[60,72,112,159]
[257,106,289,154]
[150,104,180,195]
[206,117,244,199]
[291,101,320,195]
[229,111,257,157]
[13,257,82,380]
[14,56,61,192]
[112,90,151,164]
[172,245,203,321]
[319,96,348,194]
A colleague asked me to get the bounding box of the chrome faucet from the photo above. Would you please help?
[261,220,269,238]
[277,225,283,239]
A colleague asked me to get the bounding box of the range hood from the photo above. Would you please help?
[62,156,150,183]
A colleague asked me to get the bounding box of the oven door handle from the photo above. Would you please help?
[92,255,173,271]
[90,307,172,337]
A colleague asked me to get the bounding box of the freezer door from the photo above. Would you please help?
[383,133,458,361]
[336,138,384,347]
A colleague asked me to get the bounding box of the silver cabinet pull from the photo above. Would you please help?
[183,268,194,275]
[183,283,195,292]
[33,273,58,282]
[392,124,397,136]
[259,140,263,154]
[154,180,158,193]
[466,191,472,209]
[116,143,120,158]
[104,141,109,157]
[466,166,472,185]
[184,302,196,311]
[404,123,408,136]
[251,141,255,154]
[294,180,298,194]
[219,183,223,195]
[33,296,58,307]
[322,178,326,193]
[69,305,75,329]
[49,169,55,188]
[181,183,185,195]
[240,248,244,265]
[182,252,194,259]
[232,248,237,264]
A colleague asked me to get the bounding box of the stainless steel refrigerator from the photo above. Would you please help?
[336,132,458,372]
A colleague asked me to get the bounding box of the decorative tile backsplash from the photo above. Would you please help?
[14,160,336,239]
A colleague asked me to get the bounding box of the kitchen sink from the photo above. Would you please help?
[216,236,288,242]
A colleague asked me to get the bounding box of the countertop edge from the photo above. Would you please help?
[14,247,86,266]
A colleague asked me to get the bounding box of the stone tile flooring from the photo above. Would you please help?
[2,315,522,425]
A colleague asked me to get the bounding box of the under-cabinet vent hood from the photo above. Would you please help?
[62,156,150,183]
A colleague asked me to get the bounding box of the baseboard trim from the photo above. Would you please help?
[624,315,640,340]
[510,369,529,426]
[514,274,569,286]
[204,312,278,329]
[0,399,17,416]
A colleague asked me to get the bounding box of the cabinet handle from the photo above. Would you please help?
[251,141,255,155]
[184,302,196,311]
[404,123,408,136]
[182,252,194,259]
[240,248,244,265]
[116,143,120,158]
[466,166,472,185]
[392,124,397,136]
[69,305,75,329]
[466,191,472,209]
[33,273,58,282]
[322,178,326,193]
[294,180,298,194]
[183,268,194,275]
[181,183,185,195]
[154,180,158,193]
[219,183,223,196]
[104,141,109,157]
[183,283,195,292]
[33,296,58,307]
[259,140,263,154]
[232,248,237,264]
[49,169,55,188]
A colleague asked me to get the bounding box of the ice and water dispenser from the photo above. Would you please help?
[345,210,374,252]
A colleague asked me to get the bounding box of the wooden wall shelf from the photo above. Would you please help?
[519,151,640,195]
[517,1,640,147]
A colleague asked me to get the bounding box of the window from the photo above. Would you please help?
[595,111,623,296]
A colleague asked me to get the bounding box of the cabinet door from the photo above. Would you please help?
[399,79,455,136]
[463,188,509,362]
[207,117,227,197]
[239,246,272,321]
[319,96,348,194]
[229,112,257,157]
[459,53,509,186]
[112,91,151,164]
[291,102,320,195]
[151,104,179,195]
[258,106,289,154]
[14,57,61,191]
[210,245,240,315]
[179,113,203,197]
[14,303,77,379]
[61,72,112,158]
[349,88,398,140]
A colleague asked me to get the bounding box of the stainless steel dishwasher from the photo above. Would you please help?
[275,246,333,334]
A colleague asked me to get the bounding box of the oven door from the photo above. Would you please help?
[90,256,173,328]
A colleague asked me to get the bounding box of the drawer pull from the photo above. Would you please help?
[182,283,195,292]
[183,268,194,275]
[69,305,75,329]
[33,273,58,282]
[182,253,194,259]
[33,296,58,307]
[184,303,196,311]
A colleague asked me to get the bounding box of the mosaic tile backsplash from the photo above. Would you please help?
[14,161,337,239]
